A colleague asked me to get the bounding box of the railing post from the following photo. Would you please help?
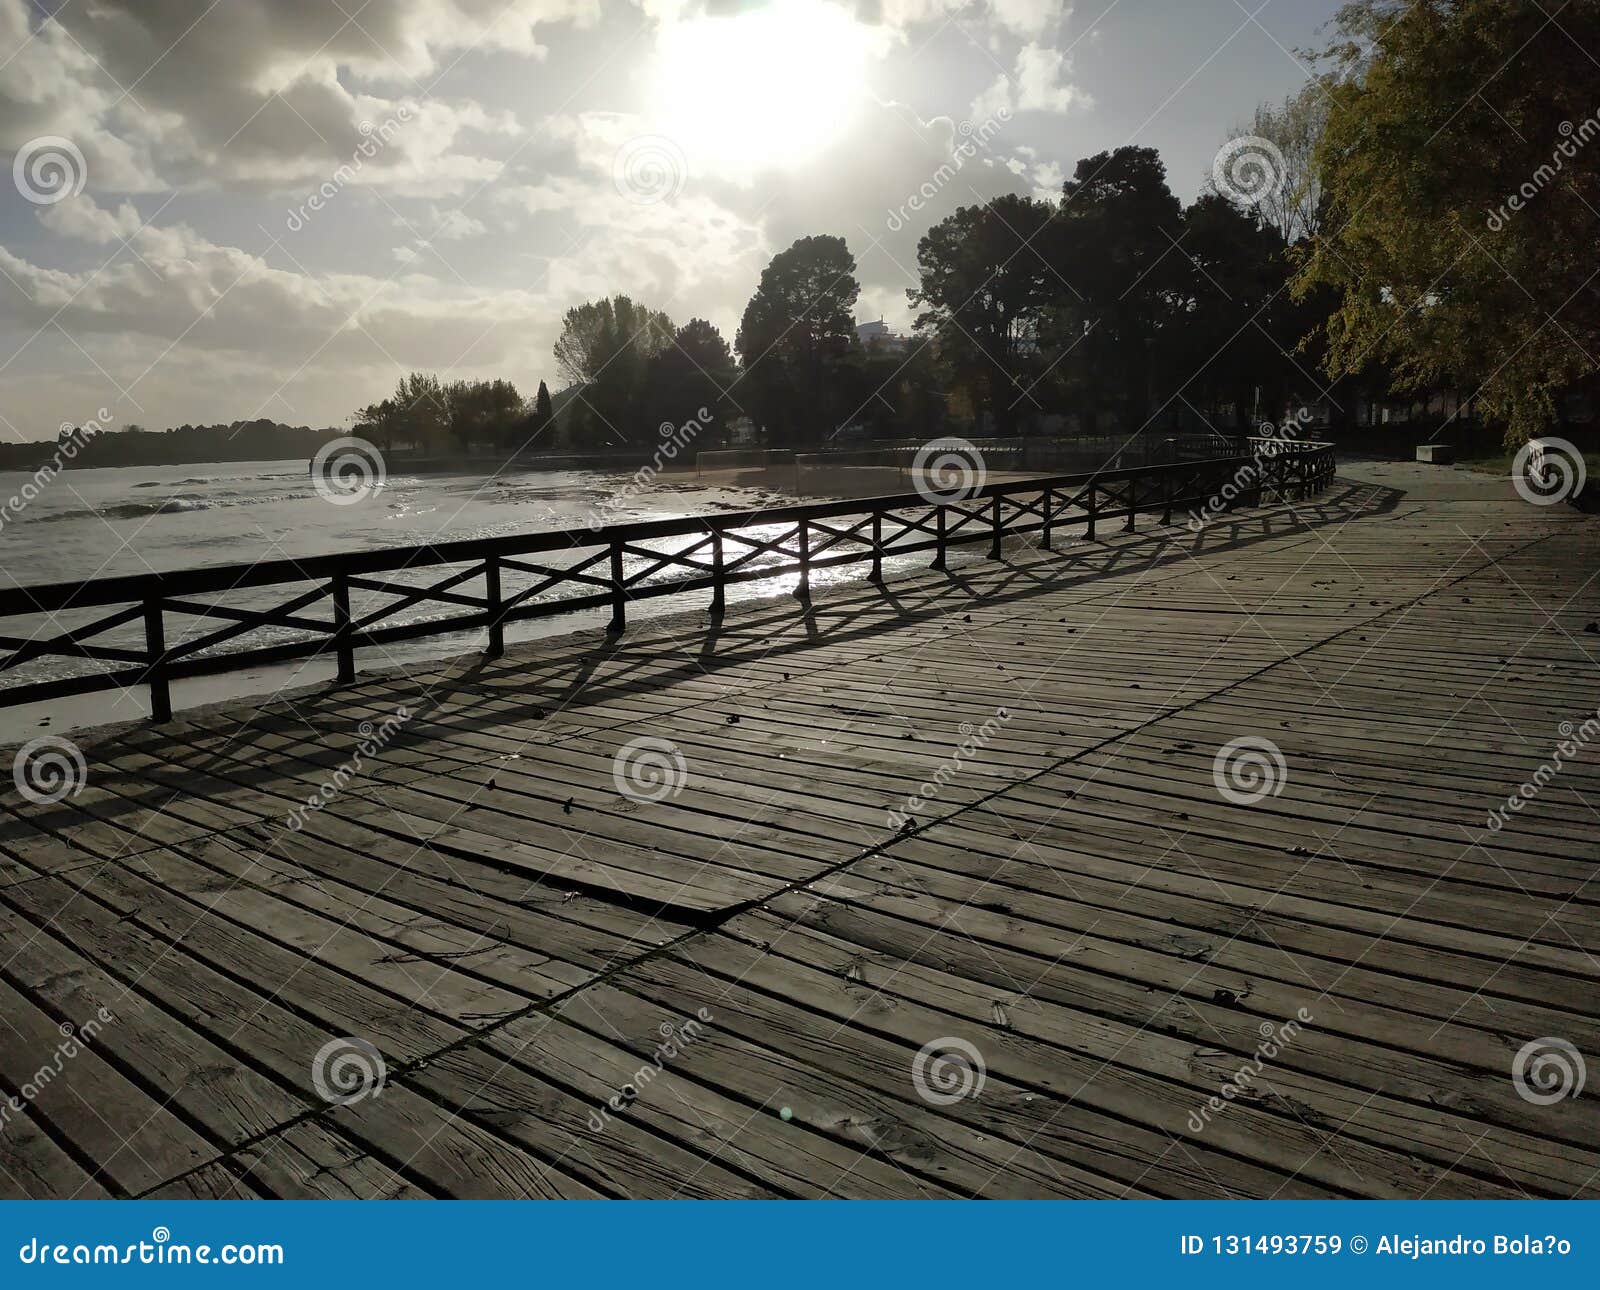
[932,506,947,570]
[607,541,626,634]
[1086,484,1097,542]
[794,518,811,600]
[143,596,171,724]
[1162,468,1173,527]
[1041,486,1053,550]
[332,571,356,681]
[869,510,883,584]
[710,529,726,616]
[1125,476,1137,532]
[483,555,504,659]
[989,494,1002,559]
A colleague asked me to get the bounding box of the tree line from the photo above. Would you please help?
[1,420,334,471]
[353,373,550,455]
[347,0,1598,457]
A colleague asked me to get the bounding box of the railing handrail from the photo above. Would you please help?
[0,442,1331,616]
[0,441,1337,722]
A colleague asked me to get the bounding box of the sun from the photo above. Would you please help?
[651,0,880,176]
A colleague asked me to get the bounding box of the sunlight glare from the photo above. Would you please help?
[652,0,878,175]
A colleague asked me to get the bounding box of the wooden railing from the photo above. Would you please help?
[0,440,1335,722]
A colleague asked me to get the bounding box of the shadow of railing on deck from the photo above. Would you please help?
[0,472,1405,853]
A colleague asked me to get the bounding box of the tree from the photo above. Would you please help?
[736,234,860,446]
[1049,145,1185,431]
[553,295,673,388]
[444,378,522,451]
[1295,0,1600,444]
[389,372,448,454]
[552,295,675,446]
[649,318,734,434]
[908,195,1056,435]
[1221,81,1330,244]
[518,378,555,448]
[354,398,400,452]
[836,333,949,443]
[1168,194,1295,430]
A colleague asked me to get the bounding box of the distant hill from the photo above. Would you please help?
[0,420,341,471]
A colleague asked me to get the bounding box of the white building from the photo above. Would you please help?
[855,319,910,354]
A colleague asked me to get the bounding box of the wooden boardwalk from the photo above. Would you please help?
[2,456,1597,1198]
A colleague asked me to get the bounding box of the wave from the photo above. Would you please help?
[132,471,303,488]
[99,498,214,519]
[30,483,341,523]
[29,496,216,523]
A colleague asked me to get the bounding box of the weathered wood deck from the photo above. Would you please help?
[2,456,1597,1198]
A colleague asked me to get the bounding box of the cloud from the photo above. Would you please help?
[36,196,145,245]
[0,195,556,373]
[1014,42,1083,112]
[0,0,583,194]
[1026,158,1064,200]
[429,209,489,240]
[0,0,1070,433]
[989,0,1063,40]
[970,40,1086,119]
[645,0,1057,43]
[0,183,770,428]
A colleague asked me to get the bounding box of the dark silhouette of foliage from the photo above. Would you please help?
[908,194,1056,435]
[736,235,860,447]
[553,295,676,447]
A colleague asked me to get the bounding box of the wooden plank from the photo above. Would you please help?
[0,1100,112,1199]
[0,869,599,1199]
[727,903,1598,1196]
[1,458,1593,1197]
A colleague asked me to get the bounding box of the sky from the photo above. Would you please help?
[0,0,1339,442]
